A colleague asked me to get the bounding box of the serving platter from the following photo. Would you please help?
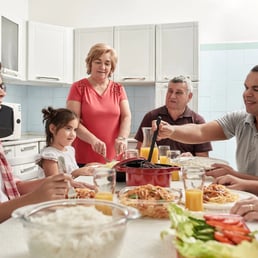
[172,156,228,170]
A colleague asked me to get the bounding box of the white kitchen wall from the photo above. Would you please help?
[28,0,258,43]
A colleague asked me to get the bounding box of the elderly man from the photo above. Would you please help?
[135,75,212,156]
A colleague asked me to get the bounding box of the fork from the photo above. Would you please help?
[57,156,76,198]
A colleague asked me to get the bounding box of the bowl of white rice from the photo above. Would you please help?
[12,199,140,258]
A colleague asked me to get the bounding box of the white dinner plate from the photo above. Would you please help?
[173,156,228,170]
[203,190,256,211]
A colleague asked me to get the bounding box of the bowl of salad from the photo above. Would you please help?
[161,204,258,258]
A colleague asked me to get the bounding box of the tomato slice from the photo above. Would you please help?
[223,230,252,244]
[214,232,234,244]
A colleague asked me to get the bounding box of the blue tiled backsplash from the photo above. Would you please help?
[4,42,258,169]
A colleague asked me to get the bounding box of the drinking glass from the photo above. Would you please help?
[124,149,139,159]
[93,168,116,201]
[158,145,170,164]
[182,166,205,211]
[167,150,181,181]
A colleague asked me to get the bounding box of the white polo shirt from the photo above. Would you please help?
[216,110,258,176]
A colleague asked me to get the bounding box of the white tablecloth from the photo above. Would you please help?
[0,177,257,258]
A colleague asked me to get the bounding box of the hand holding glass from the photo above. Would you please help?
[182,166,205,211]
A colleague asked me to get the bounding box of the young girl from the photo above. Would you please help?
[37,107,94,188]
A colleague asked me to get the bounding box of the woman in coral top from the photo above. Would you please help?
[67,43,131,165]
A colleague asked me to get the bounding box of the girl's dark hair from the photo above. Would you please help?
[42,106,78,146]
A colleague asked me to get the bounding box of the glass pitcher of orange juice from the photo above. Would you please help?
[140,127,158,164]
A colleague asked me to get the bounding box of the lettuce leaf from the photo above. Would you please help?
[162,203,258,258]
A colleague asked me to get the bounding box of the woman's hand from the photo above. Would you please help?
[91,138,107,157]
[230,197,258,221]
[115,137,127,157]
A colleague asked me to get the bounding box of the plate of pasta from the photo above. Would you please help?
[203,183,256,210]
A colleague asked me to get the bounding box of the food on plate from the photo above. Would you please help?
[118,184,182,218]
[203,183,239,204]
[161,204,258,258]
[69,188,96,199]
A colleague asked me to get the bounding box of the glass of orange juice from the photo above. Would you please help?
[93,167,116,200]
[167,150,181,181]
[93,167,116,215]
[140,146,159,164]
[158,145,170,164]
[182,166,205,211]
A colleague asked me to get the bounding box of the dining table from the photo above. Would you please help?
[1,174,258,258]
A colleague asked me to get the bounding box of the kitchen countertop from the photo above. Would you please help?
[1,134,45,146]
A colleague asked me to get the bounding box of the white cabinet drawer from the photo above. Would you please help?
[15,142,38,157]
[3,145,15,159]
[12,163,39,181]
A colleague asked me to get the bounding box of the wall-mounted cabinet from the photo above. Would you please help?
[114,24,155,84]
[156,22,199,82]
[74,27,113,81]
[0,15,26,81]
[27,21,73,84]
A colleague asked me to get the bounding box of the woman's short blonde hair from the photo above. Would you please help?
[85,43,117,77]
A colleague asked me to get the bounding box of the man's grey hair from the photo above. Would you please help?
[169,75,193,93]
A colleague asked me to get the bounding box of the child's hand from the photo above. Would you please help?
[72,166,94,178]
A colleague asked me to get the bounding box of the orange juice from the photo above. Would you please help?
[171,170,180,181]
[95,192,113,201]
[95,192,113,215]
[159,155,169,164]
[140,147,159,164]
[185,189,203,211]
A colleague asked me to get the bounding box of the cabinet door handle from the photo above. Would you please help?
[122,77,146,81]
[20,145,37,152]
[35,76,60,81]
[20,165,38,174]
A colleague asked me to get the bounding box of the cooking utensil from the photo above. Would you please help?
[57,156,76,198]
[114,157,180,187]
[147,116,161,162]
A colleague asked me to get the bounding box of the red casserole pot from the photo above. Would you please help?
[114,158,180,187]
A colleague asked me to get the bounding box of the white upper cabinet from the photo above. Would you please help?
[74,27,113,81]
[156,22,199,82]
[0,15,26,81]
[27,21,73,84]
[114,24,155,84]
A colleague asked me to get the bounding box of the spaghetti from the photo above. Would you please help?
[203,183,239,204]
